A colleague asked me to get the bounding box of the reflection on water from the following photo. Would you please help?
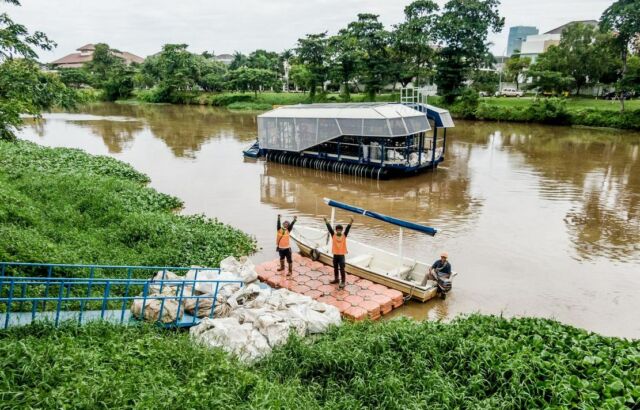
[17,103,640,338]
[458,122,640,262]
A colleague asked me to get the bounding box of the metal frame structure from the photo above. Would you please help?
[0,262,244,329]
[244,88,455,179]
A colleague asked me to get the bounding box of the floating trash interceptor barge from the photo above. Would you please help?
[243,92,455,179]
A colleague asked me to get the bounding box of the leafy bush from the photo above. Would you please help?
[571,108,640,130]
[0,140,256,271]
[452,88,480,119]
[227,102,273,111]
[0,315,637,409]
[205,93,254,107]
[475,98,571,125]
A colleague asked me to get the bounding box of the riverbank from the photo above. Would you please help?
[1,315,637,408]
[0,140,256,272]
[120,90,640,130]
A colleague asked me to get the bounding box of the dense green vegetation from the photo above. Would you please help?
[0,140,256,272]
[0,315,637,409]
[467,97,640,129]
[0,0,76,141]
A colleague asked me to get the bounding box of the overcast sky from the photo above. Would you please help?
[7,0,614,62]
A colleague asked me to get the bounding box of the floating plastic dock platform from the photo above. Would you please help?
[256,253,404,321]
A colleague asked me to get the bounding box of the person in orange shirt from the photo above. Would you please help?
[276,214,297,275]
[323,216,353,289]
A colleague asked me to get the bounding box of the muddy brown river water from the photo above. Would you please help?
[19,103,640,338]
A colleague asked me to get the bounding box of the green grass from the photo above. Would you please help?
[0,315,637,409]
[0,140,256,274]
[480,96,640,112]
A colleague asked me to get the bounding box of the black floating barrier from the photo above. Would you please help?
[265,151,394,180]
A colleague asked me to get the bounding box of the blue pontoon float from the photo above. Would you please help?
[243,88,455,179]
[0,262,244,329]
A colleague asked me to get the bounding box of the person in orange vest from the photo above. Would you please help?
[277,214,297,275]
[323,216,353,289]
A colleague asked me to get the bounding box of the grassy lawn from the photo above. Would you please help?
[481,96,640,112]
[0,315,637,408]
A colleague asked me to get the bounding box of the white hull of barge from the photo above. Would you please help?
[290,226,439,302]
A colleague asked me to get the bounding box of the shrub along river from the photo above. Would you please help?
[18,102,640,339]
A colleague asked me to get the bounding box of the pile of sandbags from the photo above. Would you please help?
[190,284,341,362]
[130,261,251,323]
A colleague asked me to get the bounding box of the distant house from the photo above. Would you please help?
[519,20,599,63]
[50,44,145,69]
[214,54,234,65]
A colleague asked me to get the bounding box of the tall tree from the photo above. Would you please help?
[229,51,248,70]
[289,64,313,93]
[434,0,504,103]
[139,44,202,103]
[0,0,74,140]
[505,52,531,90]
[84,43,134,101]
[392,0,439,87]
[344,14,391,100]
[227,67,279,96]
[328,29,361,100]
[247,49,281,73]
[296,32,329,99]
[601,0,640,111]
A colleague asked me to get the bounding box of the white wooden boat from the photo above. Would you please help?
[289,198,455,302]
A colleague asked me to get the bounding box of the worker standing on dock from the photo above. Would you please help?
[277,215,297,275]
[324,216,354,289]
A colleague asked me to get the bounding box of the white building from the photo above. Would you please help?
[519,20,598,63]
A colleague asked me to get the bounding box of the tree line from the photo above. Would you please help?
[57,0,505,104]
[2,0,640,141]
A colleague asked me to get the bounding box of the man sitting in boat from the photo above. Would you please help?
[421,252,452,286]
[323,216,354,289]
[277,215,297,275]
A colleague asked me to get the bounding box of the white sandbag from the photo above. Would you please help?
[149,270,193,296]
[220,256,258,284]
[182,294,215,318]
[190,317,271,362]
[184,269,243,294]
[131,297,182,324]
[225,283,263,309]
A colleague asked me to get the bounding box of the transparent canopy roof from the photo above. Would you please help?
[257,103,432,152]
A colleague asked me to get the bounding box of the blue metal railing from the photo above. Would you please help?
[0,262,244,329]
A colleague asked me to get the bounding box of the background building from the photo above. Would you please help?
[507,26,538,56]
[519,20,598,63]
[50,44,144,69]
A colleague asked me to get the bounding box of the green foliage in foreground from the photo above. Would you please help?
[0,140,256,270]
[0,315,637,409]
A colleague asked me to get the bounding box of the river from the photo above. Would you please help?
[18,102,640,338]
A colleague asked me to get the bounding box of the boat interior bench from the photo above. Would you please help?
[386,266,412,279]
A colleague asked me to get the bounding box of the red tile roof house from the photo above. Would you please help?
[50,44,145,69]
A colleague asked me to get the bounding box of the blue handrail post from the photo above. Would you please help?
[174,278,186,327]
[101,281,111,320]
[191,269,200,325]
[42,265,53,312]
[119,267,133,323]
[139,282,149,322]
[54,281,64,326]
[4,279,15,329]
[209,282,221,319]
[79,267,95,322]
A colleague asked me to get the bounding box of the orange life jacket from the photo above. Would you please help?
[332,233,348,255]
[276,228,290,249]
